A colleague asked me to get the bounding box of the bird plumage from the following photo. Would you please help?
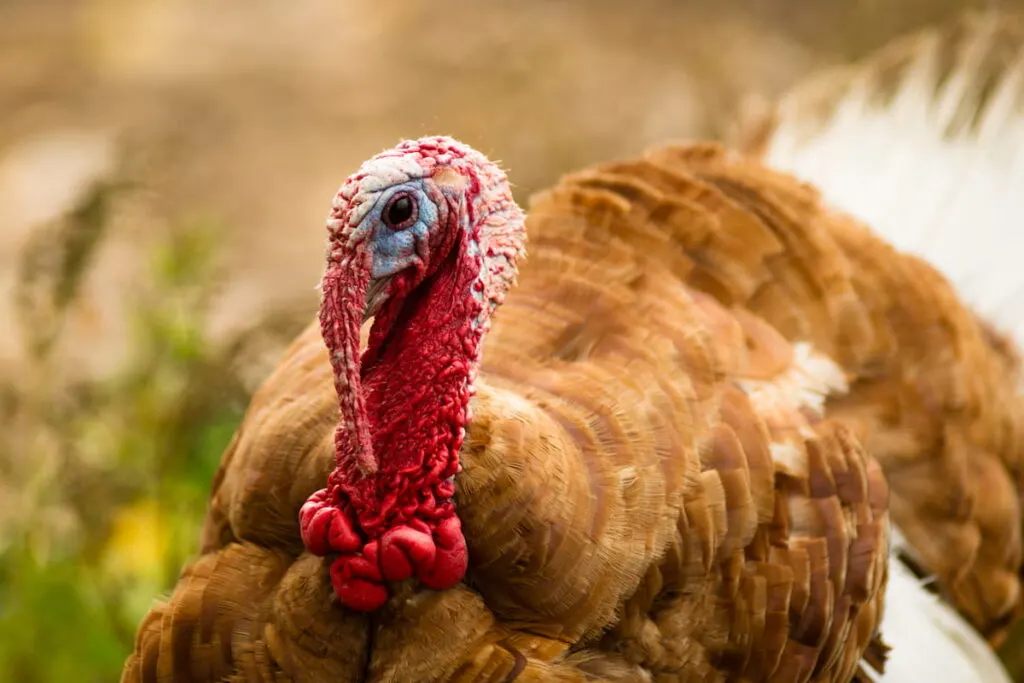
[123,133,1023,681]
[122,13,1024,682]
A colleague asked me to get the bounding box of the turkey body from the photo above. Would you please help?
[121,138,1024,682]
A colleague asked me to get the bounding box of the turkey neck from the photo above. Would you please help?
[322,186,508,533]
[355,234,485,529]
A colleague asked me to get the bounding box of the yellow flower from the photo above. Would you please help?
[102,498,169,580]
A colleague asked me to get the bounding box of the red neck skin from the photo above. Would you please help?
[300,204,485,611]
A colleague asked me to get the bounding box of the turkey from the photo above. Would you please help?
[123,20,1024,683]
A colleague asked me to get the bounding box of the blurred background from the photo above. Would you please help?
[1,0,1021,680]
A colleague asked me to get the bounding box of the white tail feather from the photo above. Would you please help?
[869,527,1012,683]
[739,11,1024,354]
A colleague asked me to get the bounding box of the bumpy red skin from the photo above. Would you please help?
[299,138,515,611]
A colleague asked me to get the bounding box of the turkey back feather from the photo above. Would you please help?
[733,8,1024,681]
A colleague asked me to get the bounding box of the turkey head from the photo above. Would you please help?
[299,137,527,611]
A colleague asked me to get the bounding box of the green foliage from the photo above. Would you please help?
[0,187,252,682]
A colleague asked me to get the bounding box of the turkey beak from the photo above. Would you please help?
[362,277,391,323]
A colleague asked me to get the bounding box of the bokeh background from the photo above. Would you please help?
[2,1,1022,680]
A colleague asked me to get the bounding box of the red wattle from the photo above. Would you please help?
[417,514,468,591]
[299,489,363,556]
[379,525,438,582]
[329,551,388,612]
[334,577,388,612]
[318,511,468,610]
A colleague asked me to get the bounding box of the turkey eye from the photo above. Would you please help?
[383,194,415,229]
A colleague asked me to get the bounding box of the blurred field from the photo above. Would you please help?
[1,1,1020,680]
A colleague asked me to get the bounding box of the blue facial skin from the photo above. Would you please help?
[363,180,440,282]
